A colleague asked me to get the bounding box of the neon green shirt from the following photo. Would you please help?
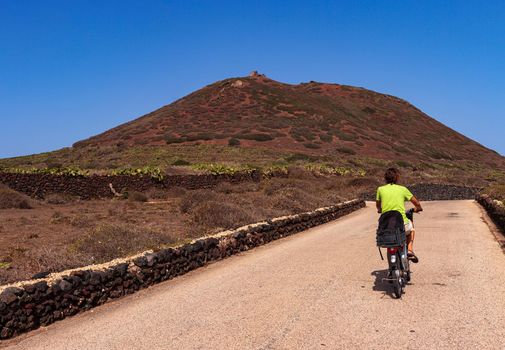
[376,184,413,224]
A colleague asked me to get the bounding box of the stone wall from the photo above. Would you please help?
[0,171,273,199]
[0,199,365,340]
[363,183,480,201]
[476,194,505,235]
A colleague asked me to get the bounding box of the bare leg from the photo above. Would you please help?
[407,229,415,252]
[406,229,419,263]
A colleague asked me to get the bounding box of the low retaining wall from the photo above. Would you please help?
[0,171,271,199]
[476,194,505,235]
[0,199,365,340]
[363,183,480,201]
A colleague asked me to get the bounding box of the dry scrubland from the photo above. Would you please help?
[1,161,503,285]
[0,170,377,285]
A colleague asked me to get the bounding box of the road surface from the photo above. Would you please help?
[3,200,505,349]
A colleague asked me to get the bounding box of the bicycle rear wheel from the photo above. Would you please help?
[392,269,403,299]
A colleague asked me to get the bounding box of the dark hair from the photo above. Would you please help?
[384,168,400,184]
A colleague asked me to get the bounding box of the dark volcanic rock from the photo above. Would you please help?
[362,183,479,201]
[31,271,51,280]
[0,291,19,305]
[58,280,73,292]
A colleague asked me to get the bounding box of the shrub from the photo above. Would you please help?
[128,191,148,202]
[237,133,274,142]
[190,201,255,231]
[285,153,317,162]
[269,186,319,214]
[172,159,191,166]
[164,134,185,144]
[165,186,187,197]
[333,130,357,142]
[319,134,333,143]
[111,166,164,181]
[303,143,321,149]
[74,224,176,263]
[191,163,255,175]
[180,190,219,214]
[346,176,380,188]
[336,147,356,155]
[228,138,241,147]
[290,127,316,142]
[26,246,88,275]
[396,160,412,168]
[0,185,33,209]
[215,182,234,194]
[45,193,77,205]
[483,184,505,202]
[3,167,88,177]
[143,188,164,200]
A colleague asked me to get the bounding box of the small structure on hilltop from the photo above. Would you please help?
[249,70,266,78]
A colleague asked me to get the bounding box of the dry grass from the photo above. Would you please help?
[127,191,149,202]
[0,246,87,284]
[73,223,177,264]
[484,183,505,202]
[179,170,374,235]
[45,193,78,205]
[0,185,33,209]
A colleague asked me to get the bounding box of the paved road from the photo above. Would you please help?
[3,200,505,350]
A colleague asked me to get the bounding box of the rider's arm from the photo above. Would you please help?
[376,200,382,213]
[410,196,423,213]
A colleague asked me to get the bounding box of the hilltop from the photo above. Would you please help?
[1,72,504,183]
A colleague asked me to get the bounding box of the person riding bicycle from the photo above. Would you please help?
[376,168,423,263]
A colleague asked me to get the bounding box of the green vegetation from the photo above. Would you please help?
[191,163,257,175]
[1,166,89,177]
[304,164,366,177]
[111,166,164,181]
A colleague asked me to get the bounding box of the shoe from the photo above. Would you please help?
[407,251,419,263]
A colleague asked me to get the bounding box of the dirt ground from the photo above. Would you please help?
[0,197,186,284]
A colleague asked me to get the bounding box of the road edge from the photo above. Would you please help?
[475,198,505,253]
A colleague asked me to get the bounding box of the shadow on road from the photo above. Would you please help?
[371,269,396,299]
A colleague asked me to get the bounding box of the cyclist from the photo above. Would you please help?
[376,167,423,263]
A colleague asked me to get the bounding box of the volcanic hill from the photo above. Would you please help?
[75,72,503,165]
[2,72,504,174]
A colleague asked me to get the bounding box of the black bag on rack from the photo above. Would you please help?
[376,211,406,247]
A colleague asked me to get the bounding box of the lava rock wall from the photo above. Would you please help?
[476,194,505,235]
[363,183,480,201]
[0,171,270,199]
[0,199,365,340]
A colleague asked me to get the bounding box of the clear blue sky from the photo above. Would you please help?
[1,0,504,158]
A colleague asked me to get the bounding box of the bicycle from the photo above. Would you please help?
[376,208,416,299]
